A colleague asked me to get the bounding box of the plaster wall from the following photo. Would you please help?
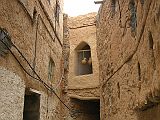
[0,0,63,119]
[97,0,160,119]
[0,67,25,120]
[68,13,100,99]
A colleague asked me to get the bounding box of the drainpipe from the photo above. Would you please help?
[94,0,103,4]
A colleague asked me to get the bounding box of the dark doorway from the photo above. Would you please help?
[23,91,40,120]
[71,98,100,120]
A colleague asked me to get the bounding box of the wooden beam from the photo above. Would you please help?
[69,94,99,100]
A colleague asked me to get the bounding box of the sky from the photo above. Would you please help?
[64,0,101,17]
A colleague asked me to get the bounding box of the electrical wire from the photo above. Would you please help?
[0,38,40,81]
[13,42,71,110]
[0,36,71,111]
[0,33,88,116]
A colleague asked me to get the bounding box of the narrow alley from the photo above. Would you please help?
[0,0,160,120]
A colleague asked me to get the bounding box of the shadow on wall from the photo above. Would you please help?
[137,104,160,120]
[70,98,100,120]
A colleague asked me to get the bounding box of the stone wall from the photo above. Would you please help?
[60,14,71,120]
[0,0,63,119]
[97,0,160,120]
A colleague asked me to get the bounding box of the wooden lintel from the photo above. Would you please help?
[69,94,99,100]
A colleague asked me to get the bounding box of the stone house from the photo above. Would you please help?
[0,0,64,120]
[97,0,160,120]
[1,0,160,120]
[62,13,100,120]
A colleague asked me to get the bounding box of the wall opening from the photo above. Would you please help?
[129,0,137,34]
[75,42,93,76]
[111,0,116,17]
[23,90,40,120]
[55,0,60,24]
[48,58,55,82]
[148,31,154,49]
[71,98,100,120]
[138,62,141,81]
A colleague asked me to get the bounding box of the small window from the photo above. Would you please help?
[129,0,137,33]
[48,58,55,81]
[55,1,60,23]
[75,42,93,76]
[140,0,144,5]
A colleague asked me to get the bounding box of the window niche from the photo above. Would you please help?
[129,0,137,35]
[55,1,60,24]
[111,0,116,18]
[48,58,55,82]
[75,42,93,76]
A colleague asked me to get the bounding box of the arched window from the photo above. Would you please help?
[75,42,93,76]
[48,58,55,81]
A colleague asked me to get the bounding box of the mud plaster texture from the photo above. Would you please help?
[60,13,100,120]
[67,13,100,99]
[59,14,71,120]
[97,0,160,120]
[0,67,25,120]
[0,0,64,119]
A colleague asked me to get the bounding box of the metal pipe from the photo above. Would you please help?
[94,0,103,4]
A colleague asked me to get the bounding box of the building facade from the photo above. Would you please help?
[63,13,100,120]
[97,0,160,120]
[0,0,64,120]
